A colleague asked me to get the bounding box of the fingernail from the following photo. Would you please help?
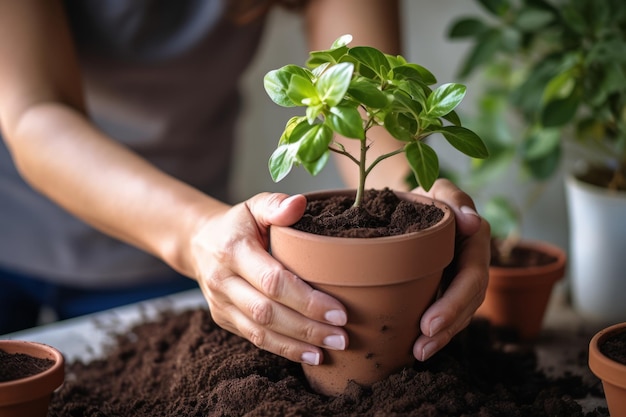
[460,205,479,217]
[429,317,445,337]
[301,351,321,366]
[280,194,302,207]
[422,342,438,361]
[325,310,347,326]
[323,334,346,350]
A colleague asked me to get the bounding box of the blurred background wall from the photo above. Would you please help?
[229,0,569,254]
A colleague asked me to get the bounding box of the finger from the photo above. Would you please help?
[413,178,482,236]
[230,240,348,327]
[219,275,348,353]
[413,219,490,361]
[247,192,308,229]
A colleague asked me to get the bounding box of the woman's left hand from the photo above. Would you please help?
[411,179,491,361]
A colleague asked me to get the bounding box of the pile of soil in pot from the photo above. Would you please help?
[293,188,444,238]
[599,330,626,365]
[48,308,609,417]
[0,349,54,382]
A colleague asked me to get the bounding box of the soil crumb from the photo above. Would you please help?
[48,309,608,417]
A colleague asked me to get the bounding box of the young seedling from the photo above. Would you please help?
[264,34,488,207]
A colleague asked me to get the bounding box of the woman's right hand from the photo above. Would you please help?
[190,192,349,365]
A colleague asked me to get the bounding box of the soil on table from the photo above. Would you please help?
[293,188,444,238]
[600,329,626,365]
[0,349,54,382]
[48,309,608,417]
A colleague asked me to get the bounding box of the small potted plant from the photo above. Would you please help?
[0,340,65,417]
[448,0,626,323]
[264,34,488,395]
[588,322,626,416]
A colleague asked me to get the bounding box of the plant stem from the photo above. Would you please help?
[353,138,368,207]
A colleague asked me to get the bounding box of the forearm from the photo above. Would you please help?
[6,102,228,277]
[304,0,408,191]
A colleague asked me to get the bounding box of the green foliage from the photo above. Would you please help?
[449,0,626,187]
[264,35,488,207]
[446,0,626,246]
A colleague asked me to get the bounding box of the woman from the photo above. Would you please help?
[0,0,489,365]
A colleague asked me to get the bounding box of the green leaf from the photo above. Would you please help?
[296,123,333,162]
[316,62,353,107]
[327,105,365,139]
[331,34,353,49]
[440,126,489,158]
[542,69,577,104]
[307,49,348,68]
[478,0,511,16]
[405,141,439,191]
[269,144,297,182]
[521,129,561,180]
[264,65,313,107]
[515,7,554,31]
[348,46,391,79]
[392,64,437,85]
[278,116,306,145]
[286,74,319,106]
[302,150,330,176]
[384,111,415,142]
[448,17,489,38]
[522,128,561,160]
[427,83,467,118]
[541,93,581,127]
[347,78,389,108]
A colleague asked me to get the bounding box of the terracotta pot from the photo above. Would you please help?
[475,240,566,341]
[270,189,455,396]
[0,340,65,417]
[589,322,626,417]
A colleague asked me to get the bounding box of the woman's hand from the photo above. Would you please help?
[191,192,348,366]
[411,179,491,361]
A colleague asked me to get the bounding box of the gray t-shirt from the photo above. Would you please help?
[0,0,266,287]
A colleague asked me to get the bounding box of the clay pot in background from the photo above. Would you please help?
[589,322,626,417]
[475,240,566,341]
[0,340,64,417]
[270,190,455,396]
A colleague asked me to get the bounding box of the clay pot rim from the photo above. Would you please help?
[0,340,65,405]
[589,322,626,389]
[271,189,454,244]
[488,240,566,286]
[566,172,626,199]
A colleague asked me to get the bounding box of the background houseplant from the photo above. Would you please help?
[264,34,487,395]
[448,0,626,322]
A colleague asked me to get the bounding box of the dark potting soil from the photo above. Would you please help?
[292,188,444,238]
[490,240,557,268]
[48,309,608,417]
[599,329,626,365]
[0,349,54,382]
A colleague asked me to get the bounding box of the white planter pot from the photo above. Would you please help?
[565,174,626,323]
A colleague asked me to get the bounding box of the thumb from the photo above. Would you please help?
[246,192,307,228]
